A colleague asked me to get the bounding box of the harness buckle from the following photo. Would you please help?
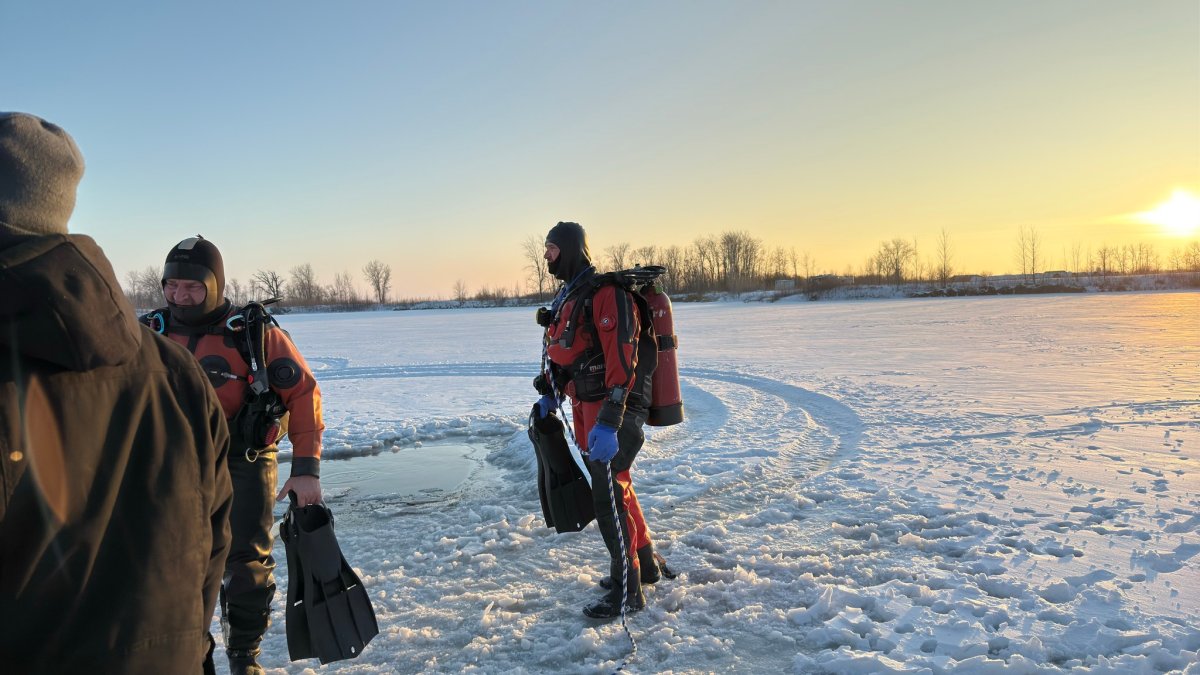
[148,311,166,334]
[226,314,246,332]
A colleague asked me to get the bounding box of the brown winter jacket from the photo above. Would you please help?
[0,232,233,674]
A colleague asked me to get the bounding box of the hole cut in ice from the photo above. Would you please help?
[279,442,484,502]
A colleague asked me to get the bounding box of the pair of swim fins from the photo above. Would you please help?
[280,496,379,664]
[528,404,595,533]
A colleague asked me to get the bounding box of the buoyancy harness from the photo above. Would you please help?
[548,265,684,426]
[142,298,289,450]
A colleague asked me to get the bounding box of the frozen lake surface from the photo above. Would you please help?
[230,291,1199,674]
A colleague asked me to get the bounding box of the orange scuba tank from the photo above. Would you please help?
[643,281,683,426]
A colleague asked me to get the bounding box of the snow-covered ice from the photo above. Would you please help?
[222,291,1199,674]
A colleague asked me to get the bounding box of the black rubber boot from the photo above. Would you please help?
[227,649,265,675]
[220,582,274,662]
[600,544,665,589]
[585,560,645,619]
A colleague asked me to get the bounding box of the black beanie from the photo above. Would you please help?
[162,235,227,325]
[0,112,85,236]
[545,221,592,282]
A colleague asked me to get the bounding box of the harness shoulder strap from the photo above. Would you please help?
[558,282,600,350]
[628,290,655,340]
[232,299,282,395]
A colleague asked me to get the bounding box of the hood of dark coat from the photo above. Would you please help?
[0,232,142,370]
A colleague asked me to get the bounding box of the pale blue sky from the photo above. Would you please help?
[5,1,1197,297]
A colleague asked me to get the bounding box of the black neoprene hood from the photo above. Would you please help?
[546,221,592,282]
[162,235,227,323]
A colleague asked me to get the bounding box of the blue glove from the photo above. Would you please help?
[587,422,619,463]
[535,394,557,418]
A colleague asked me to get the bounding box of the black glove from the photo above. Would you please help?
[533,373,554,396]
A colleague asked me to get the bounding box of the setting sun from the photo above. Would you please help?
[1138,190,1200,237]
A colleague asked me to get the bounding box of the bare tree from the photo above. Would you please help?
[473,284,510,303]
[250,269,286,300]
[329,271,358,305]
[659,245,684,291]
[863,254,883,283]
[453,279,469,303]
[144,266,164,304]
[362,260,391,304]
[692,236,722,291]
[1115,245,1127,275]
[521,235,551,300]
[1069,243,1085,275]
[1184,241,1200,273]
[873,238,917,287]
[1133,242,1159,274]
[141,267,164,304]
[719,230,761,292]
[1028,227,1044,281]
[604,242,631,271]
[935,228,953,286]
[123,265,164,310]
[289,263,321,306]
[800,250,816,281]
[227,278,245,307]
[631,245,659,267]
[1015,225,1043,283]
[1015,226,1030,281]
[767,246,788,280]
[1095,245,1115,277]
[911,237,921,282]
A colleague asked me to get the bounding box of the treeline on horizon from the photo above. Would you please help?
[122,228,1200,311]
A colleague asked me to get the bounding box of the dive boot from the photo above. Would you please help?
[585,562,645,619]
[600,544,675,589]
[227,649,265,675]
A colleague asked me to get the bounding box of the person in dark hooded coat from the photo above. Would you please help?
[0,112,233,674]
[535,221,666,619]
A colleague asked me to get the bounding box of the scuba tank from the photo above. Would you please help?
[642,281,683,426]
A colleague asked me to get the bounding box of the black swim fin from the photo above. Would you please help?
[528,405,594,533]
[281,497,379,664]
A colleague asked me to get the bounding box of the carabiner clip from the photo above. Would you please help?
[245,447,261,463]
[226,313,246,332]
